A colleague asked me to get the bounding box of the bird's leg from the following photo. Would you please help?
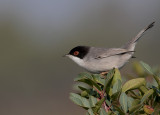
[100,71,108,76]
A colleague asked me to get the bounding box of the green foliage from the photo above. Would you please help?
[70,61,160,115]
[122,78,146,92]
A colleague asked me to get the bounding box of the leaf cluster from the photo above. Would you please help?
[70,61,160,115]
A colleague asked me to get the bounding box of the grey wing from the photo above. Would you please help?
[94,48,134,59]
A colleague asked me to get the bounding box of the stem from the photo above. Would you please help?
[93,86,110,112]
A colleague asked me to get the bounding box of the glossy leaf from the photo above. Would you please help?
[104,69,115,91]
[112,79,122,94]
[111,91,121,100]
[141,89,154,104]
[70,61,160,115]
[99,108,108,115]
[105,100,114,111]
[92,98,105,114]
[140,61,153,75]
[119,92,128,113]
[89,96,97,107]
[112,68,122,85]
[88,108,94,115]
[77,78,101,91]
[78,86,88,91]
[122,78,146,92]
[70,93,90,108]
[113,105,125,115]
[131,99,140,107]
[129,104,142,114]
[74,73,92,82]
[92,74,105,85]
[140,61,160,86]
[139,86,148,94]
[108,69,122,96]
[127,97,134,108]
[81,90,88,97]
[153,75,160,87]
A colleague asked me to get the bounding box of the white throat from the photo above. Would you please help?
[67,55,85,67]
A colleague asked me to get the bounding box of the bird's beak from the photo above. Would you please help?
[62,54,69,57]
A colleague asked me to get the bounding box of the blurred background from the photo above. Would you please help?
[0,0,160,115]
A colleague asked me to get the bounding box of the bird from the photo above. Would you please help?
[64,22,155,74]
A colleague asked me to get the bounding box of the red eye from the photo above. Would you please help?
[74,51,79,56]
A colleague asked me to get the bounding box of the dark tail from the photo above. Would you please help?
[123,22,155,51]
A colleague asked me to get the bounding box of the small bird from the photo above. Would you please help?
[64,22,155,74]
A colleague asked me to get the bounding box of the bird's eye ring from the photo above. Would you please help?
[74,51,79,56]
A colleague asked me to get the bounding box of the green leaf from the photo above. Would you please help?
[99,108,108,115]
[104,68,115,89]
[105,100,112,109]
[113,104,125,115]
[78,78,102,91]
[78,86,98,97]
[122,78,146,92]
[140,61,160,86]
[129,104,142,114]
[78,86,88,91]
[127,97,134,108]
[111,91,121,101]
[119,92,128,113]
[112,79,122,94]
[105,100,115,111]
[92,98,105,113]
[75,73,102,91]
[153,76,160,87]
[75,72,93,81]
[140,61,153,75]
[88,108,94,115]
[139,86,148,94]
[81,90,88,97]
[70,93,90,108]
[77,79,93,86]
[92,74,105,85]
[112,68,122,85]
[71,62,160,114]
[131,99,140,107]
[89,96,98,107]
[128,91,141,99]
[141,89,154,104]
[107,68,122,96]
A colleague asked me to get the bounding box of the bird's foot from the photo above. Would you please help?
[100,71,108,76]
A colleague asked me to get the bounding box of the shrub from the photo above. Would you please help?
[70,61,160,115]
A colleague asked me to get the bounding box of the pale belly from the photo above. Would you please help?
[83,55,132,73]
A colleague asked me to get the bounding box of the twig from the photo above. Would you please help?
[93,86,110,112]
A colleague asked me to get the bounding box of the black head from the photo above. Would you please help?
[69,46,90,59]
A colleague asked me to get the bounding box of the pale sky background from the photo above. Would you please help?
[0,0,160,115]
